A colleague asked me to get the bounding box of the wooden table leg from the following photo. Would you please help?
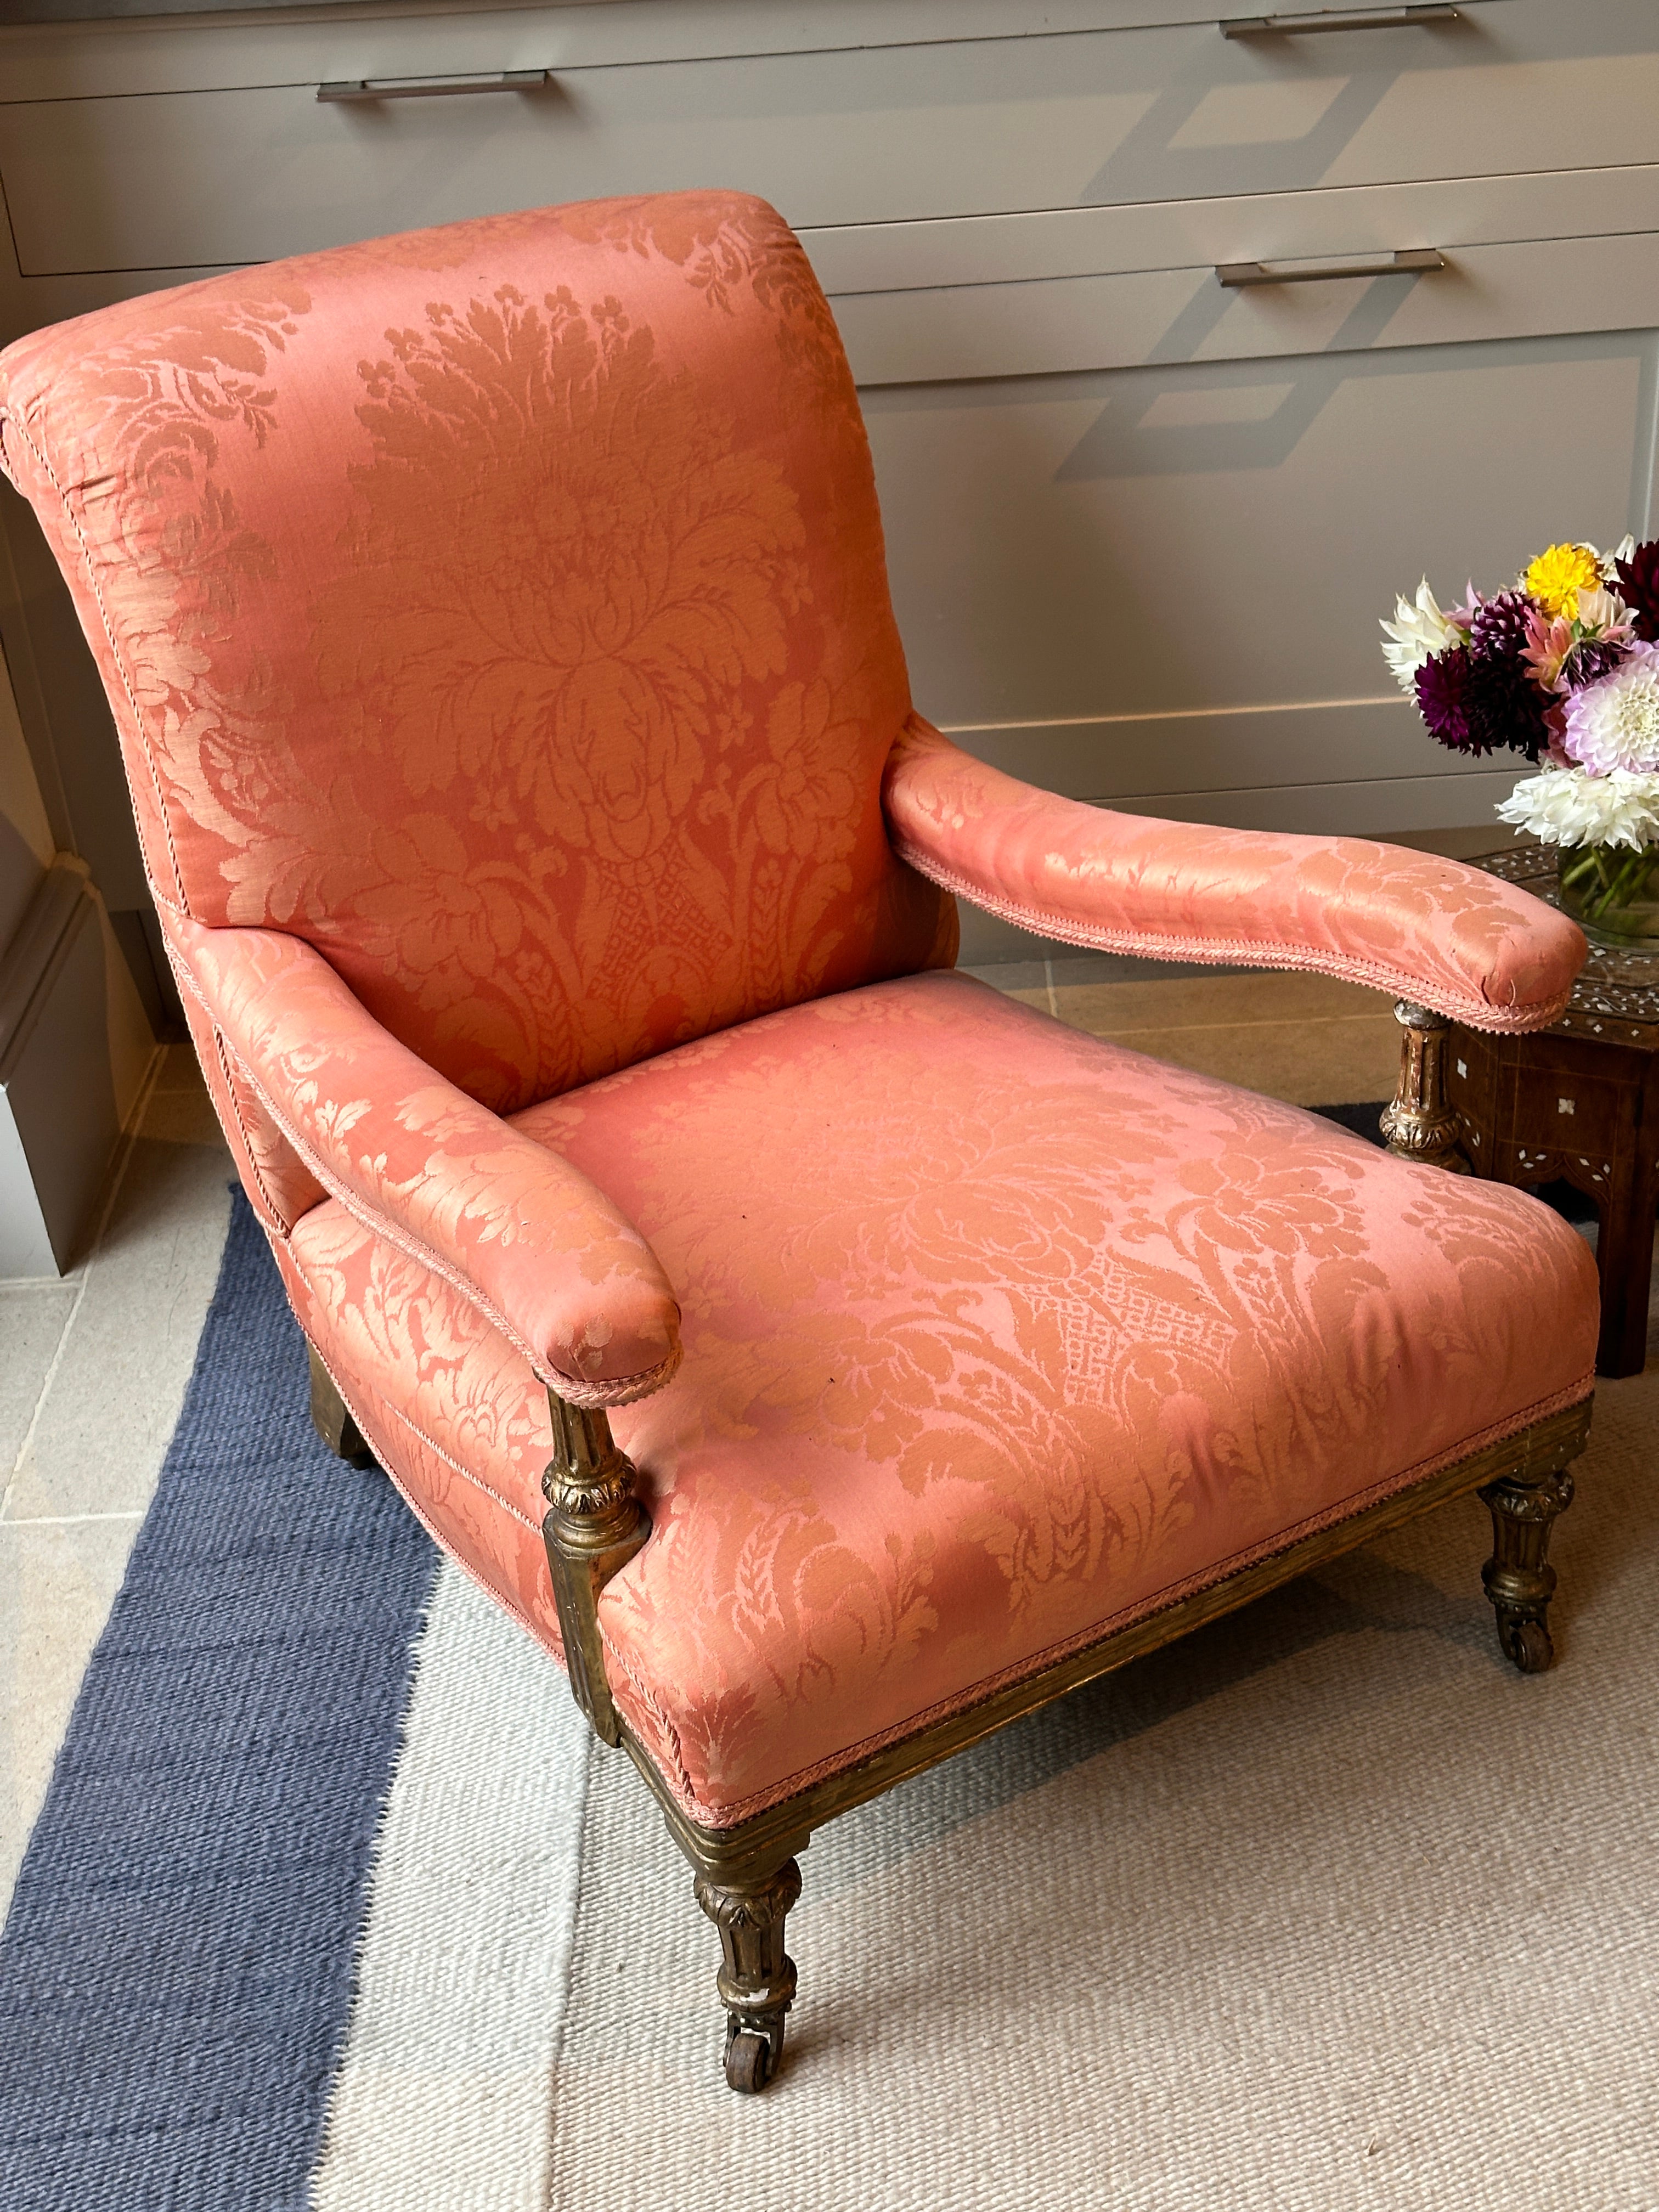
[1588,1161,1658,1379]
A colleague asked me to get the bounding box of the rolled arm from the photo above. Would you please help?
[884,716,1584,1033]
[163,911,681,1407]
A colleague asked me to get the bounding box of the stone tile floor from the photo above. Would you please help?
[1,1043,233,1906]
[0,962,1412,1917]
[969,958,1401,1107]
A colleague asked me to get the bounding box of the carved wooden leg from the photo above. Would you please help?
[693,1857,803,2094]
[1589,1150,1659,1379]
[308,1344,375,1468]
[1479,1465,1575,1673]
[1380,1000,1468,1172]
[541,1393,650,1746]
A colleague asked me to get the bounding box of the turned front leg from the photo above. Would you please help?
[694,1858,803,2094]
[541,1394,650,1746]
[1380,1000,1468,1172]
[1479,1466,1575,1673]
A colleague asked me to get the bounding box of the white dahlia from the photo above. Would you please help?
[1380,578,1461,694]
[1497,764,1659,850]
[1560,642,1659,774]
[1573,583,1634,639]
[1600,533,1638,583]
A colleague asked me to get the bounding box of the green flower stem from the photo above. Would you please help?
[1559,843,1659,926]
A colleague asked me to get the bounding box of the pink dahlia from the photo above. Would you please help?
[1560,641,1659,774]
[1522,606,1574,691]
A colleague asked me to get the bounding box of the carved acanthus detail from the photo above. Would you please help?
[694,1858,803,2094]
[1380,999,1469,1172]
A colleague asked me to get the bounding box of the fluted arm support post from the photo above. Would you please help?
[541,1392,651,1746]
[1380,999,1469,1173]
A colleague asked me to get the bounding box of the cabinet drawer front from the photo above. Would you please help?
[3,0,1657,276]
[860,322,1655,833]
[0,42,1159,274]
[0,37,1169,274]
[805,165,1659,295]
[0,5,1191,103]
[833,230,1659,386]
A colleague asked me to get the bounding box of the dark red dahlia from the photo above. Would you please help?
[1615,539,1659,642]
[1415,645,1476,752]
[1463,650,1549,760]
[1418,633,1546,760]
[1452,590,1551,759]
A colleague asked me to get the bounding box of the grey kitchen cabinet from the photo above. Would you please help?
[5,4,1658,274]
[1,0,1657,967]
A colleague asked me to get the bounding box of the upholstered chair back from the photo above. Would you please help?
[0,194,955,1114]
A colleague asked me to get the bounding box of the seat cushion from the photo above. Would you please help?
[284,970,1596,1829]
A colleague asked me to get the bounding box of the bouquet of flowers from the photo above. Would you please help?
[1382,536,1659,940]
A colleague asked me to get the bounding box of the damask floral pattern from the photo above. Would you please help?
[173,984,324,1239]
[272,1222,562,1658]
[0,193,953,1112]
[284,973,1594,1826]
[884,718,1584,1032]
[166,909,681,1403]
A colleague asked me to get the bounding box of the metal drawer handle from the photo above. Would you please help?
[317,70,550,103]
[1216,247,1445,286]
[1223,5,1458,33]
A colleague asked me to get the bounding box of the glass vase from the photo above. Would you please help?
[1556,843,1659,949]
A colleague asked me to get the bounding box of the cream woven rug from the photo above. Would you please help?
[14,1136,1646,2210]
[307,1350,1658,2211]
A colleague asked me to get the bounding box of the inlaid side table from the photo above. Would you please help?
[1446,846,1659,1378]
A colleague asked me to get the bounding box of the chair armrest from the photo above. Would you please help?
[883,716,1583,1032]
[163,912,681,1407]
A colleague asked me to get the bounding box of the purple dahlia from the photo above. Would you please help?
[1468,589,1533,663]
[1469,661,1549,759]
[1560,635,1630,692]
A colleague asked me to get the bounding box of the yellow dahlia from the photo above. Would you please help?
[1524,541,1602,620]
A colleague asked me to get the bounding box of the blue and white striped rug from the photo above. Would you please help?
[0,1194,592,2210]
[5,1183,1656,2210]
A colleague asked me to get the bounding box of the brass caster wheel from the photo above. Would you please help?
[1502,1616,1554,1674]
[724,2030,775,2094]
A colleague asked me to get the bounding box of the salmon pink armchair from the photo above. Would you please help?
[0,192,1598,2095]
